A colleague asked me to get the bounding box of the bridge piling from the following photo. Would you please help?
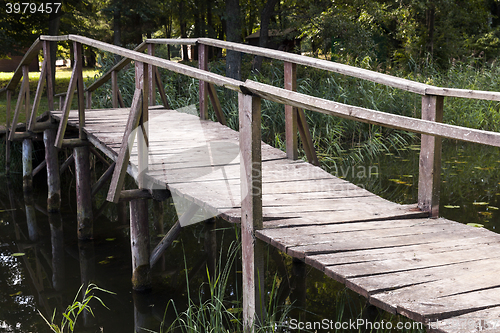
[44,127,61,212]
[22,139,33,192]
[130,198,151,291]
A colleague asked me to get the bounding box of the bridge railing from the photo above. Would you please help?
[3,34,500,331]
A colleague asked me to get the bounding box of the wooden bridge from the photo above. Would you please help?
[3,35,500,333]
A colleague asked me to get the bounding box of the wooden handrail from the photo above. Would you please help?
[244,80,500,148]
[39,35,243,92]
[1,38,42,93]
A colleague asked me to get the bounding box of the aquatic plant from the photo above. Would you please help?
[38,283,114,333]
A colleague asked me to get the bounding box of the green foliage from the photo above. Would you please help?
[38,283,114,333]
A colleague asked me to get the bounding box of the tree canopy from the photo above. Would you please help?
[2,0,500,68]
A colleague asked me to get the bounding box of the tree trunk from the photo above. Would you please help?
[179,1,188,61]
[225,0,241,80]
[113,0,121,63]
[426,2,435,56]
[252,0,279,72]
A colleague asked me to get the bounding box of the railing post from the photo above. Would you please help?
[147,43,156,106]
[199,43,208,120]
[43,41,54,111]
[111,70,119,108]
[418,95,444,217]
[284,62,298,160]
[136,61,149,188]
[239,92,265,333]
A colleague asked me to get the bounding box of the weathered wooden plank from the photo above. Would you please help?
[383,286,500,324]
[284,225,478,260]
[266,218,457,253]
[367,253,500,314]
[244,80,500,148]
[430,306,500,333]
[346,245,500,298]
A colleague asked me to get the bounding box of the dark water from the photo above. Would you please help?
[0,140,498,332]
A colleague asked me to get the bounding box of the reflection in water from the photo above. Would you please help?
[1,141,499,331]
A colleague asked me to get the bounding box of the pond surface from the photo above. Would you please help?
[0,140,498,332]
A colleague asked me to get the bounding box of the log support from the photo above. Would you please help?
[239,93,265,333]
[130,198,151,291]
[418,95,444,217]
[44,127,61,212]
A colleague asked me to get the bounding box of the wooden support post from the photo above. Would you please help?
[155,67,170,109]
[43,41,54,111]
[290,258,307,321]
[23,65,30,124]
[148,43,156,106]
[33,159,46,176]
[86,91,92,109]
[59,154,74,175]
[91,162,115,196]
[137,62,149,189]
[208,83,227,125]
[130,198,151,291]
[55,42,85,148]
[111,70,119,108]
[44,128,61,212]
[418,95,444,217]
[28,61,46,131]
[284,62,298,160]
[5,90,11,174]
[9,66,29,141]
[199,43,208,120]
[74,42,86,140]
[150,203,199,267]
[22,139,33,193]
[239,93,265,332]
[74,146,93,240]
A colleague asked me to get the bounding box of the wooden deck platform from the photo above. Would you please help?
[51,106,500,333]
